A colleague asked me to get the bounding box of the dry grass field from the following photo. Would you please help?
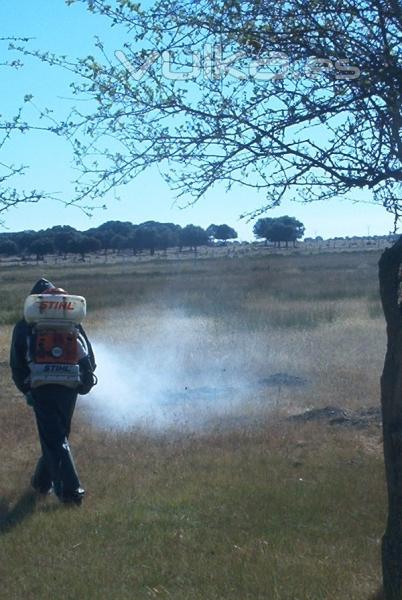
[0,250,388,599]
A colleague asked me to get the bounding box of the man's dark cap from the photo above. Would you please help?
[30,278,55,294]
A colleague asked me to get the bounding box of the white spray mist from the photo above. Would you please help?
[79,310,257,431]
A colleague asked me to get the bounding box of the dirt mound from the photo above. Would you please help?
[287,405,381,428]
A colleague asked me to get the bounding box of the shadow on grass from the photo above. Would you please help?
[368,589,384,600]
[0,490,39,534]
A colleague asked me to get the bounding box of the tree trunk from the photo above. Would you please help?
[379,237,402,599]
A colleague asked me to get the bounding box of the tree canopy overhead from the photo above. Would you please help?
[10,0,401,222]
[0,35,50,220]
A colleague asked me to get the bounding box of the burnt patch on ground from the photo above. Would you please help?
[259,373,309,388]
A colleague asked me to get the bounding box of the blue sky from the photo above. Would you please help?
[0,0,395,239]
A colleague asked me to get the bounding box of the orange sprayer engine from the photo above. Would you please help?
[24,293,88,389]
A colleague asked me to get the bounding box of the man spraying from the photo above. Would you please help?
[10,278,96,505]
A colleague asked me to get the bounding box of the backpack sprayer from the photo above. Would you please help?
[24,293,88,388]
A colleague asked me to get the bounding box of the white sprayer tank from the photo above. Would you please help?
[24,294,86,326]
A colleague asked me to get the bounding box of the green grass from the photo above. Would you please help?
[0,249,387,599]
[0,424,385,600]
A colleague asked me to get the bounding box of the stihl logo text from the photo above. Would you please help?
[39,301,75,311]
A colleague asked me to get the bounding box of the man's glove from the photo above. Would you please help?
[25,391,34,407]
[77,374,96,396]
[78,356,97,396]
[20,381,31,394]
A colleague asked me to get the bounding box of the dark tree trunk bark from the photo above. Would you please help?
[379,237,402,599]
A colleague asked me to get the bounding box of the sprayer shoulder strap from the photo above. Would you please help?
[78,325,95,370]
[77,329,88,357]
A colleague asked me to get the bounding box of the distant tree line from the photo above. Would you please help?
[0,216,307,260]
[0,220,240,261]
